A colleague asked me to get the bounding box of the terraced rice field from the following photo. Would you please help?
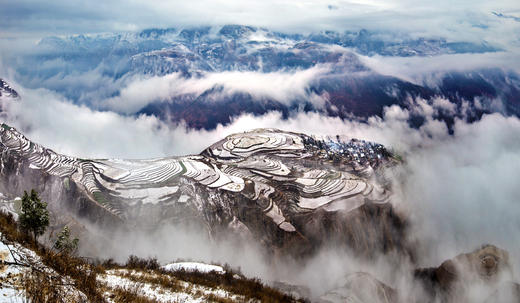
[0,125,392,236]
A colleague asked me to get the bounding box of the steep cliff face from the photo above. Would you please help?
[0,125,410,258]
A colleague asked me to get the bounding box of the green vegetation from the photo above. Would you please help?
[19,189,49,242]
[0,210,104,302]
[93,191,110,205]
[0,205,306,302]
[63,177,70,190]
[53,226,79,255]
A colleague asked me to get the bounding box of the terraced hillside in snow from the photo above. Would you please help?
[0,125,406,257]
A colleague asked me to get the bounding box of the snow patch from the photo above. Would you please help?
[162,262,225,274]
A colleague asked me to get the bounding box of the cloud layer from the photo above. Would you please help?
[103,65,330,114]
[2,81,520,299]
[1,0,519,44]
[359,51,520,85]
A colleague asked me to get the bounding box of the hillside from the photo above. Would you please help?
[0,125,406,258]
[0,210,302,302]
[0,125,518,302]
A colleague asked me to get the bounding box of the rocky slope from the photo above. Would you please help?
[0,79,19,100]
[0,212,302,302]
[0,232,88,302]
[319,244,519,303]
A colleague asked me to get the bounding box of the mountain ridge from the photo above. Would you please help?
[0,124,410,259]
[5,25,517,130]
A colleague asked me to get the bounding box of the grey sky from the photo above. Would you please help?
[0,0,519,39]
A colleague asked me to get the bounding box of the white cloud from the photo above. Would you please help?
[0,82,480,158]
[397,114,520,269]
[103,65,331,114]
[1,0,519,46]
[0,87,222,158]
[432,96,457,115]
[1,1,520,295]
[359,51,520,85]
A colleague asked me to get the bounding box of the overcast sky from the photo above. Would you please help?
[0,0,519,39]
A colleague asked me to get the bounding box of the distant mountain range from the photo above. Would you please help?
[4,25,518,130]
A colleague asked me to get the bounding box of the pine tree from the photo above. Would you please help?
[19,189,49,242]
[54,226,79,255]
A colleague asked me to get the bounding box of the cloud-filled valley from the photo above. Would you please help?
[2,79,520,300]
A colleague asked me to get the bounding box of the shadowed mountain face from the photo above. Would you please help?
[0,125,410,258]
[0,79,19,114]
[319,244,517,303]
[0,79,19,100]
[413,244,515,302]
